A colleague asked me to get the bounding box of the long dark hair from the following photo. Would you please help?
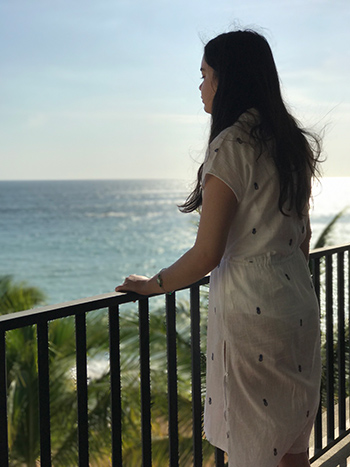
[179,30,322,217]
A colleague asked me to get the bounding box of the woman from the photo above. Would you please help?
[116,30,322,467]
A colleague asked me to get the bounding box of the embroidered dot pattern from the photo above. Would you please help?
[206,257,311,457]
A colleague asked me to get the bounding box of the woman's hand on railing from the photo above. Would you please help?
[115,274,159,296]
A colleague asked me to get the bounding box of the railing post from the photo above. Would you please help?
[75,313,89,466]
[190,285,203,467]
[139,298,152,467]
[348,250,350,426]
[311,257,323,453]
[215,447,225,466]
[37,321,52,466]
[109,306,123,467]
[166,293,179,466]
[337,252,346,432]
[325,254,335,442]
[0,330,9,467]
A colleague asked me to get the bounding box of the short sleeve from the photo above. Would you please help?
[202,124,253,203]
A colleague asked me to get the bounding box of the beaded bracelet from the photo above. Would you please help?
[156,269,173,295]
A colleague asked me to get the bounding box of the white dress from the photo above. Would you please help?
[202,111,321,467]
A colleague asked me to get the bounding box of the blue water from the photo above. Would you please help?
[0,178,349,306]
[0,179,197,305]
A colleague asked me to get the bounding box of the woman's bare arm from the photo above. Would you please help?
[300,216,312,261]
[115,174,237,295]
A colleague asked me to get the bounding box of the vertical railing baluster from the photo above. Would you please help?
[0,330,9,467]
[139,298,152,467]
[166,292,179,466]
[190,285,203,467]
[311,256,323,453]
[325,254,335,442]
[337,252,346,433]
[109,306,123,466]
[215,448,225,466]
[348,251,350,428]
[348,250,350,429]
[37,321,52,466]
[75,313,89,466]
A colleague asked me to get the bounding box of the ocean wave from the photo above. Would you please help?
[85,211,129,218]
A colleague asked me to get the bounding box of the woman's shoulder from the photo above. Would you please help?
[210,108,260,149]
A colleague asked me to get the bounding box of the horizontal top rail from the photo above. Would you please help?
[0,276,210,331]
[310,243,350,259]
[1,243,349,331]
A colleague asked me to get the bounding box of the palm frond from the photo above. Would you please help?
[0,275,46,314]
[313,207,349,249]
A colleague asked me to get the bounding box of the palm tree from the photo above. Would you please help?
[0,276,112,466]
[1,276,45,466]
[313,207,349,249]
[118,296,217,466]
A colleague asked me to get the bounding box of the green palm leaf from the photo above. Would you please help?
[313,207,349,249]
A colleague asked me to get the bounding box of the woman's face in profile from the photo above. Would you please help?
[199,57,217,114]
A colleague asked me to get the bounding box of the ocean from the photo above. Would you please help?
[0,178,349,307]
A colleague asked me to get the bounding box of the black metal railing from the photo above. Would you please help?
[309,243,350,462]
[0,243,349,466]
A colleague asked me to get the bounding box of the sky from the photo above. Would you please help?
[1,0,350,181]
